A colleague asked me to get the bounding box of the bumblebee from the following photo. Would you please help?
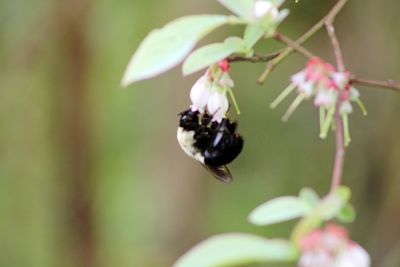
[177,109,243,183]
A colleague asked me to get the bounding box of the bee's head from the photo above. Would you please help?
[179,109,200,131]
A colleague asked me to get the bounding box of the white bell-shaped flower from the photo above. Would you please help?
[299,250,332,267]
[340,101,353,114]
[314,89,338,107]
[335,244,370,267]
[331,72,350,90]
[190,75,210,113]
[297,224,370,267]
[254,0,279,19]
[207,87,229,122]
[291,70,307,86]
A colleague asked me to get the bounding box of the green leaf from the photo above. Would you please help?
[173,233,298,267]
[248,196,311,226]
[183,37,247,75]
[258,9,289,37]
[243,25,265,48]
[269,0,286,6]
[319,186,351,220]
[224,36,247,52]
[337,203,356,223]
[291,186,352,244]
[217,0,254,18]
[299,187,320,207]
[183,43,236,76]
[121,15,229,86]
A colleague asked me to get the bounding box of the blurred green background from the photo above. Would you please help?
[1,0,400,266]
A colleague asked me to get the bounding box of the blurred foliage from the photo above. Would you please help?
[0,0,399,267]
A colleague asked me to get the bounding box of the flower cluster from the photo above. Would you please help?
[298,224,370,267]
[190,59,238,122]
[271,58,366,146]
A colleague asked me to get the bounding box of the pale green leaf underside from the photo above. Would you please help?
[173,233,298,267]
[217,0,254,18]
[299,187,320,207]
[248,196,311,226]
[243,25,265,48]
[183,43,237,75]
[183,37,247,75]
[121,15,229,86]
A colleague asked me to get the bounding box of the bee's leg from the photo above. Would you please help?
[193,126,212,150]
[201,113,212,126]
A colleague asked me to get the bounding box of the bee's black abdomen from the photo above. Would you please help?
[203,134,243,166]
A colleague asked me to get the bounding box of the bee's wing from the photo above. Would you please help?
[202,164,233,183]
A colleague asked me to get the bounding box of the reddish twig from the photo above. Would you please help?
[351,77,400,92]
[325,16,346,193]
[330,104,346,193]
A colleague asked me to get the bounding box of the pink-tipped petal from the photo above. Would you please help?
[331,72,350,89]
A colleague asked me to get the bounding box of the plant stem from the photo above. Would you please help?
[351,77,400,92]
[325,23,345,72]
[228,52,280,63]
[330,106,346,193]
[325,15,347,193]
[274,32,316,59]
[257,0,349,84]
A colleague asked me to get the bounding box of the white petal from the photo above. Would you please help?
[277,9,290,23]
[334,245,370,267]
[331,72,349,89]
[190,76,210,112]
[291,71,307,86]
[340,101,353,114]
[349,87,360,100]
[298,81,314,96]
[219,72,234,88]
[207,90,229,122]
[298,250,332,267]
[254,0,278,19]
[314,89,337,107]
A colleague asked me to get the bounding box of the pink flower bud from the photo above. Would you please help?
[217,59,230,72]
[340,90,350,101]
